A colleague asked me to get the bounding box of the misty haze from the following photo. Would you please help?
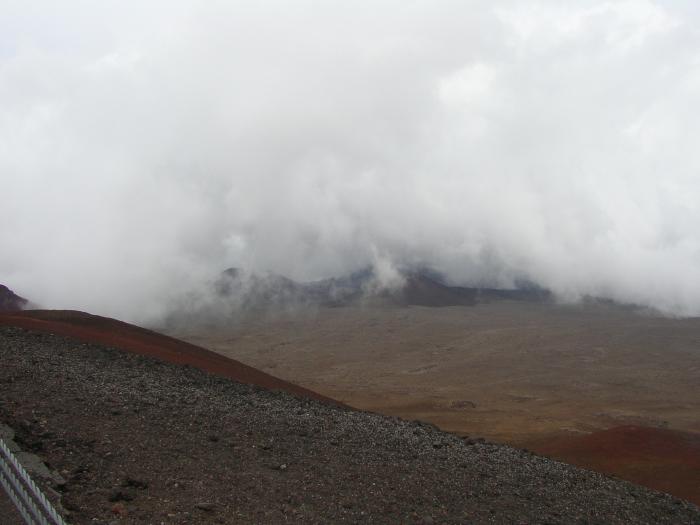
[2,1,700,524]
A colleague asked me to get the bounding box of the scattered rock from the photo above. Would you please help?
[108,490,134,502]
[123,476,148,489]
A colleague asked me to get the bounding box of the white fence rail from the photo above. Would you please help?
[0,438,68,525]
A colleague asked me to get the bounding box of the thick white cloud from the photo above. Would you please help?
[2,0,700,320]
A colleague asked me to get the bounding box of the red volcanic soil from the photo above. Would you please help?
[0,284,28,311]
[0,310,337,405]
[529,425,700,506]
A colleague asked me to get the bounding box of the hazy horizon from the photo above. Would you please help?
[3,1,700,322]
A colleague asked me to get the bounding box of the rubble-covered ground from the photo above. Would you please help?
[1,325,699,524]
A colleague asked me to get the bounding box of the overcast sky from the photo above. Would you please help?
[2,1,700,321]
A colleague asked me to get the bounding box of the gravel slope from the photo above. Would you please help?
[0,310,336,404]
[1,325,699,524]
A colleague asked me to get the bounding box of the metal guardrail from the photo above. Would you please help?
[0,438,68,525]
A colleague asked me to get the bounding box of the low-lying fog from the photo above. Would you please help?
[2,1,700,322]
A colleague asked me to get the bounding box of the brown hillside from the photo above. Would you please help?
[0,310,337,405]
[528,425,700,506]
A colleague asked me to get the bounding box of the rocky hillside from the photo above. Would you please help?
[0,284,27,311]
[1,323,698,524]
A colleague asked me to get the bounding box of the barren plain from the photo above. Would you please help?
[168,301,700,444]
[166,300,700,503]
[3,299,699,515]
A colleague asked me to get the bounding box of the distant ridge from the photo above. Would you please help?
[394,271,478,306]
[160,266,554,327]
[211,266,552,309]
